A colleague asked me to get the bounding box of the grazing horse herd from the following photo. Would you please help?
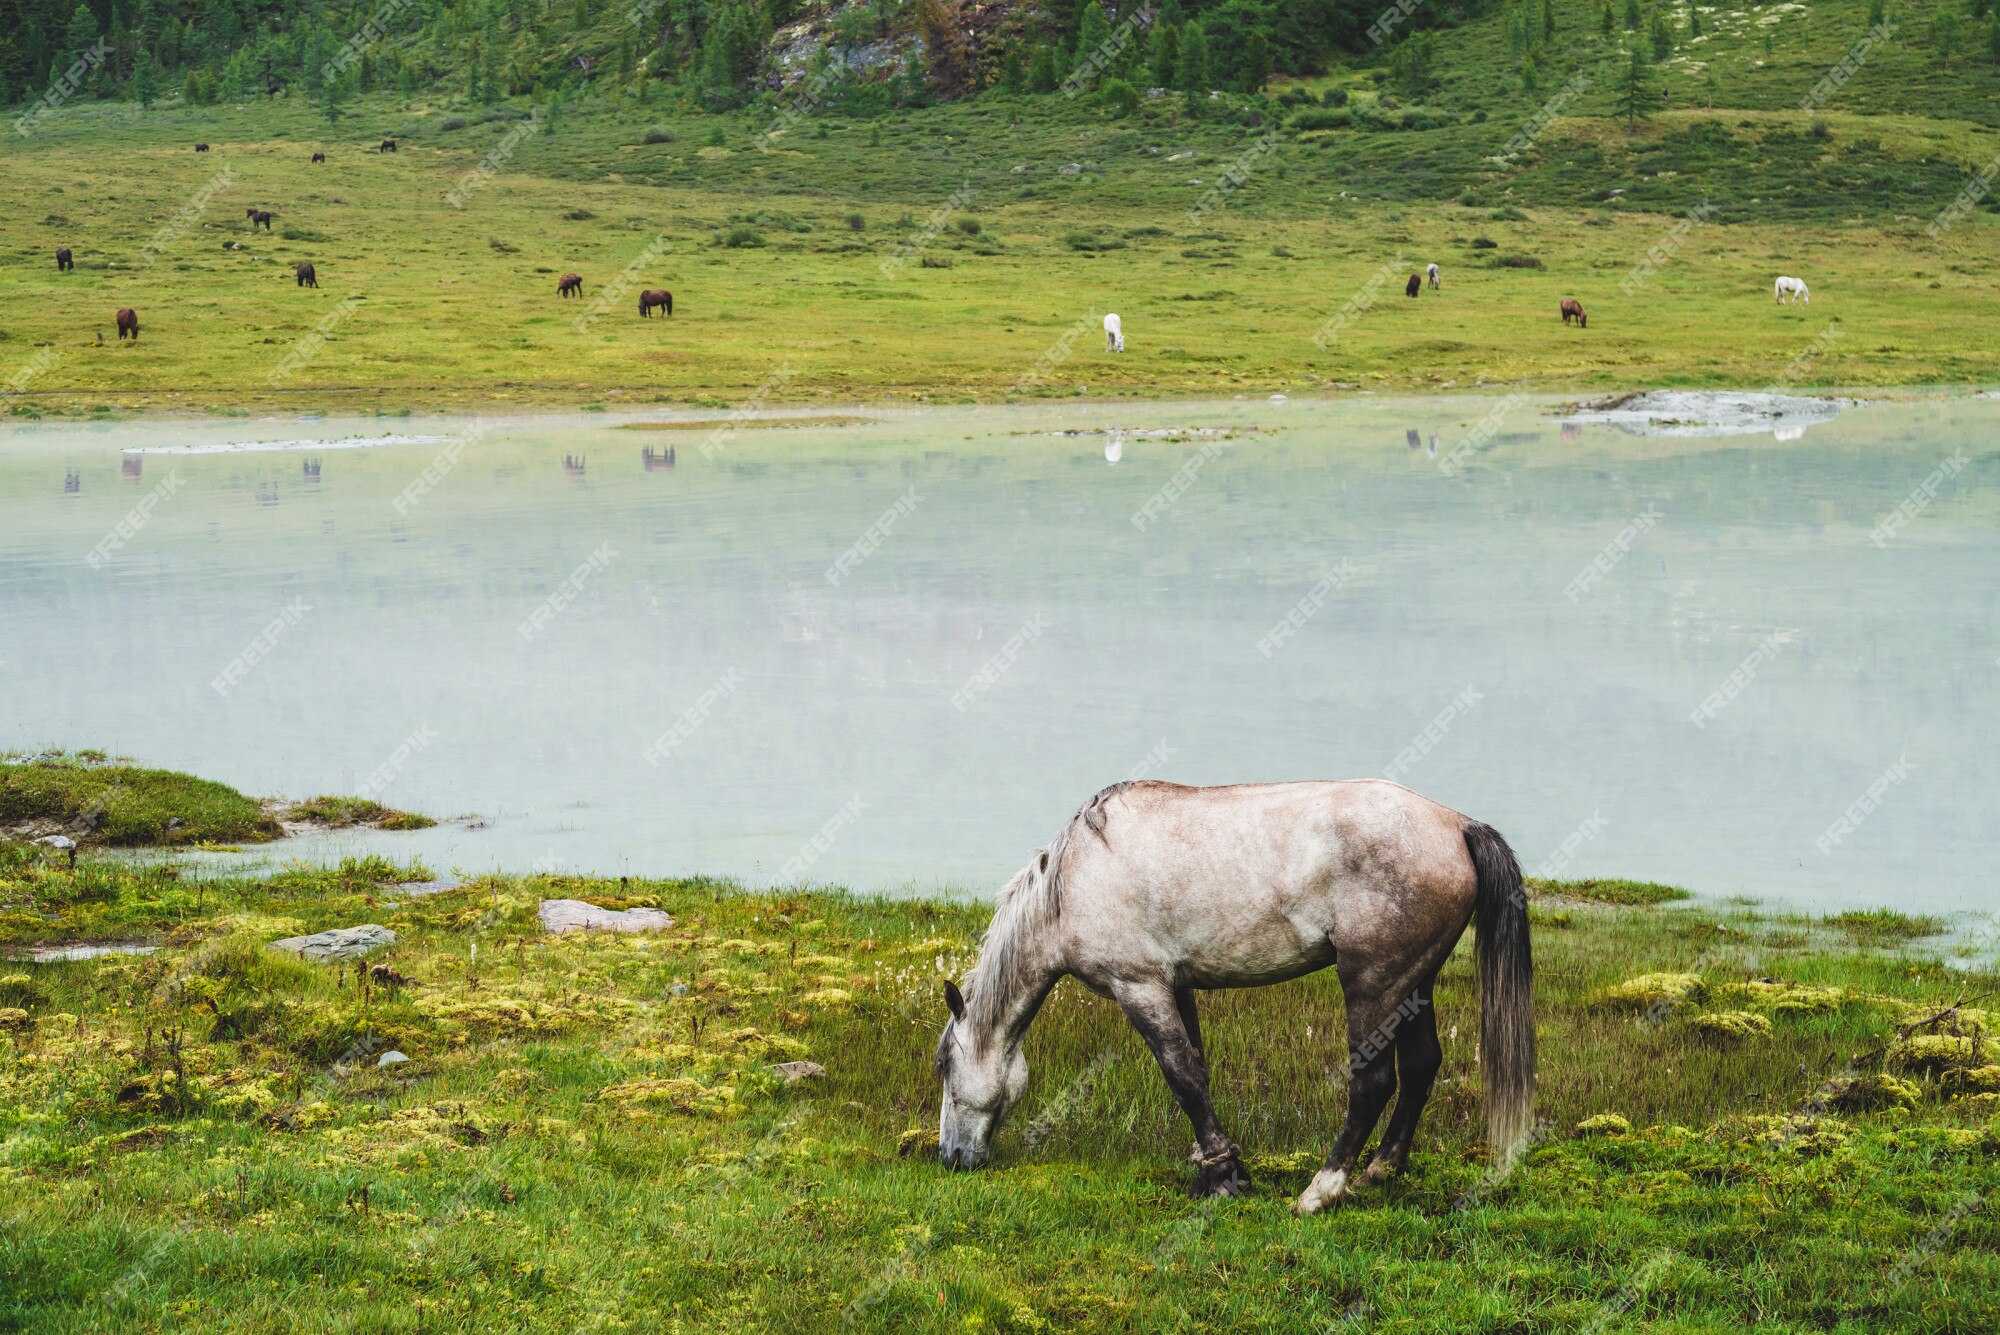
[40,135,1818,356]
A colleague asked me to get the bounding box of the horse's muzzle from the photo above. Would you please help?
[938,1144,989,1171]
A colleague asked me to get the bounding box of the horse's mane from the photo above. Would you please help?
[958,782,1138,1043]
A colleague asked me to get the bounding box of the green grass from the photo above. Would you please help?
[281,795,437,832]
[0,838,1995,1331]
[1532,876,1693,905]
[0,755,280,847]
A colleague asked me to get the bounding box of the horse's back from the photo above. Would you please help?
[1056,780,1477,989]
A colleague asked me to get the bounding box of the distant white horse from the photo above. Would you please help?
[1104,312,1124,352]
[1426,263,1440,290]
[1775,276,1810,305]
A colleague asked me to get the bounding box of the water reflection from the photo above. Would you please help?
[641,445,675,472]
[3,397,1993,911]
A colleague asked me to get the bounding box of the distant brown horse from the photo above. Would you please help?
[379,138,397,153]
[55,248,73,272]
[557,273,584,298]
[194,142,210,152]
[639,289,673,318]
[246,208,274,231]
[311,151,326,164]
[1560,298,1587,328]
[116,308,139,341]
[296,262,318,288]
[1405,274,1421,298]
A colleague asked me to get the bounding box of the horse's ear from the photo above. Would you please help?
[944,979,966,1020]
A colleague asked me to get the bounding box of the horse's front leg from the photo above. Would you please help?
[1112,980,1246,1198]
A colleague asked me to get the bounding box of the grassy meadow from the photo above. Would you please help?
[0,816,1996,1331]
[5,67,2000,417]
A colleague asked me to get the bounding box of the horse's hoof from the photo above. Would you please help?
[1358,1160,1400,1188]
[1192,1160,1249,1199]
[1293,1167,1349,1216]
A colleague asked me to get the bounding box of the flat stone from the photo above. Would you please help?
[377,1050,410,1067]
[770,1060,824,1084]
[35,835,76,852]
[537,900,675,936]
[269,924,397,962]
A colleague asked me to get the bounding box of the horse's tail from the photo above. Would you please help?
[1466,819,1534,1166]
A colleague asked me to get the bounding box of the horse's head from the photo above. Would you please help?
[934,979,1027,1170]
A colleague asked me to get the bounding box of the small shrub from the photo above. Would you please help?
[1489,206,1530,221]
[1101,78,1140,118]
[438,116,469,131]
[1322,87,1349,106]
[1492,254,1545,268]
[1690,1011,1773,1042]
[1598,972,1707,1012]
[1828,1072,1922,1112]
[643,128,675,144]
[846,213,865,231]
[1065,230,1127,252]
[722,226,766,248]
[1471,236,1498,249]
[919,254,951,268]
[1890,1034,1992,1074]
[564,209,597,221]
[1575,1113,1632,1137]
[1289,108,1350,132]
[955,217,981,235]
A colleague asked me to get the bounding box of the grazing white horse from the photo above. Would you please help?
[1426,262,1440,290]
[1104,312,1124,352]
[936,780,1536,1214]
[1775,276,1810,305]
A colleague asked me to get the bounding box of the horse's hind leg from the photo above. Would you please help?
[1359,976,1441,1185]
[1296,982,1403,1215]
[1114,980,1246,1198]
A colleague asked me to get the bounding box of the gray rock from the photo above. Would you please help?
[537,900,675,936]
[669,982,689,996]
[377,1050,410,1067]
[1058,162,1083,175]
[34,835,76,852]
[269,924,397,962]
[770,1060,825,1084]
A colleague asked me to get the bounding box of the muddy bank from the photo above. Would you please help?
[1563,390,1853,438]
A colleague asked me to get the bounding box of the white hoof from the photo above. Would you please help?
[1293,1167,1348,1216]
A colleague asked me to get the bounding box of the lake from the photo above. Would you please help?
[2,395,1992,912]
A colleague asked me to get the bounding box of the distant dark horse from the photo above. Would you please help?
[557,273,584,298]
[194,142,210,152]
[379,138,397,153]
[1560,298,1587,328]
[1405,273,1421,299]
[639,289,673,318]
[55,248,73,272]
[246,208,274,231]
[311,151,327,164]
[116,308,140,341]
[296,262,318,288]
